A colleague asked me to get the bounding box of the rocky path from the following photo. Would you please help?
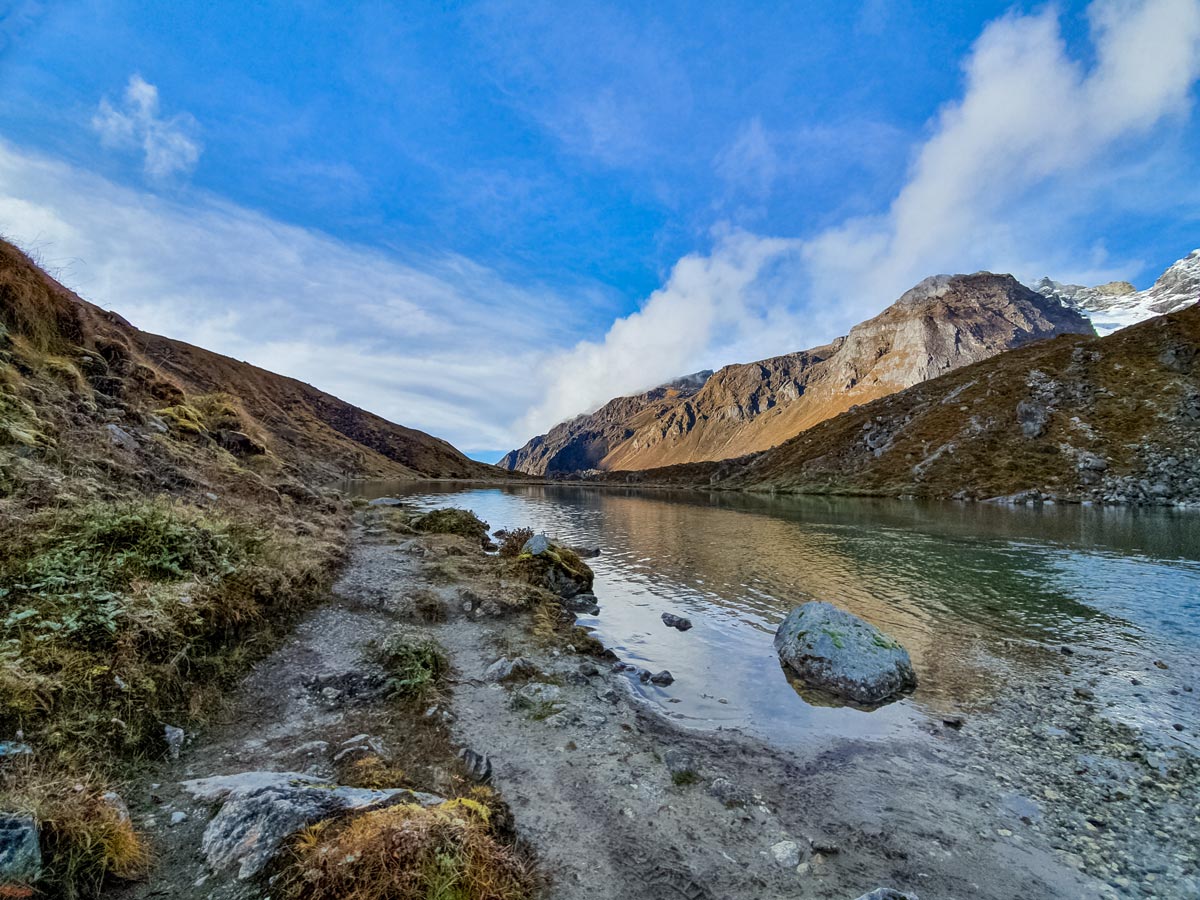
[108,514,1188,899]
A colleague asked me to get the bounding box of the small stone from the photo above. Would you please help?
[1173,723,1184,732]
[522,534,552,556]
[1073,687,1095,701]
[649,670,675,687]
[942,715,965,729]
[459,748,493,783]
[853,890,920,900]
[578,662,600,677]
[164,724,185,759]
[663,749,697,777]
[770,840,801,869]
[1060,646,1074,656]
[1154,660,1169,670]
[169,811,188,827]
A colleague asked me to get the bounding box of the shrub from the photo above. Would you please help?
[411,508,489,545]
[277,799,533,900]
[372,634,448,704]
[497,527,534,558]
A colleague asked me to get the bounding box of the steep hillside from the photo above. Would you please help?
[1032,248,1199,334]
[0,238,496,502]
[598,307,1200,505]
[497,371,712,475]
[503,272,1093,474]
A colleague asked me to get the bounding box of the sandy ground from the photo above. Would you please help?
[110,513,1198,899]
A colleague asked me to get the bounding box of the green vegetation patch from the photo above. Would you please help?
[412,507,490,545]
[373,633,449,704]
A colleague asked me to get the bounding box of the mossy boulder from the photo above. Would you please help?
[774,601,916,705]
[507,534,594,598]
[411,508,490,546]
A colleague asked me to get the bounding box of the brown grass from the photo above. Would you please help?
[276,797,534,900]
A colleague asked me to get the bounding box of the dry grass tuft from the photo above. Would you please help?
[0,760,150,899]
[411,508,490,546]
[276,798,534,900]
[496,528,534,558]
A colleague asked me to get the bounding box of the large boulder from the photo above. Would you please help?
[181,771,442,880]
[774,602,916,705]
[509,534,594,598]
[0,814,41,889]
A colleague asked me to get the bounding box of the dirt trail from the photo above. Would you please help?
[110,515,1158,899]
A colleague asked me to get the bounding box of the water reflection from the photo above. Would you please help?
[347,482,1200,745]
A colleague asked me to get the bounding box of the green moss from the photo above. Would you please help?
[821,628,845,649]
[155,403,205,435]
[671,769,699,786]
[412,507,490,544]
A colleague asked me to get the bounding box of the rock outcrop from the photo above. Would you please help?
[503,273,1092,474]
[506,534,595,598]
[774,602,916,705]
[1032,249,1199,335]
[181,771,442,880]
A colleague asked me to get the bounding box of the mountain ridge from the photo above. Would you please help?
[501,271,1094,475]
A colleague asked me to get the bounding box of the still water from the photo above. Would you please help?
[348,483,1200,747]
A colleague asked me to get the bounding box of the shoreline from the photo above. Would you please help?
[106,503,1199,899]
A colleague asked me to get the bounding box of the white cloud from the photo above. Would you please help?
[92,74,202,179]
[0,140,596,451]
[527,0,1200,437]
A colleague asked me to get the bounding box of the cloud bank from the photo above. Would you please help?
[525,0,1200,433]
[0,140,597,452]
[92,75,202,179]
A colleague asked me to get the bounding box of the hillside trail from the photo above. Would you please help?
[109,513,1109,900]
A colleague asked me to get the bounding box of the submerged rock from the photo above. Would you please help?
[181,771,441,880]
[0,814,41,889]
[367,497,405,507]
[661,612,693,631]
[853,890,919,900]
[773,602,916,705]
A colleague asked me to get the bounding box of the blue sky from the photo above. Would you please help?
[1,0,1198,460]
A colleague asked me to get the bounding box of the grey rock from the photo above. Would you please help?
[483,656,539,683]
[663,749,697,777]
[0,743,31,758]
[708,776,752,808]
[164,724,185,759]
[101,791,131,824]
[367,497,405,507]
[1016,398,1049,437]
[854,891,919,900]
[774,602,916,704]
[180,771,441,880]
[770,839,801,868]
[169,811,189,827]
[571,545,601,558]
[661,612,693,631]
[513,682,562,707]
[0,814,41,887]
[104,422,138,451]
[649,670,675,686]
[522,534,552,556]
[459,748,493,783]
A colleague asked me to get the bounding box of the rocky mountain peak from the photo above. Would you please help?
[501,271,1092,475]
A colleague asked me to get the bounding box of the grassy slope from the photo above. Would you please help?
[591,307,1200,502]
[0,238,497,897]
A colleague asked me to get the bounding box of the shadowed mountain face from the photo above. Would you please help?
[0,239,497,494]
[501,273,1094,475]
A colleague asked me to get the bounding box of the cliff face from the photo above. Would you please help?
[503,272,1093,474]
[1032,248,1200,335]
[497,371,713,475]
[593,306,1200,506]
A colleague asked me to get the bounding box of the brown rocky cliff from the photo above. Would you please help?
[504,272,1093,474]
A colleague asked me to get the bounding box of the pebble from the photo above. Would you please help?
[169,811,188,826]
